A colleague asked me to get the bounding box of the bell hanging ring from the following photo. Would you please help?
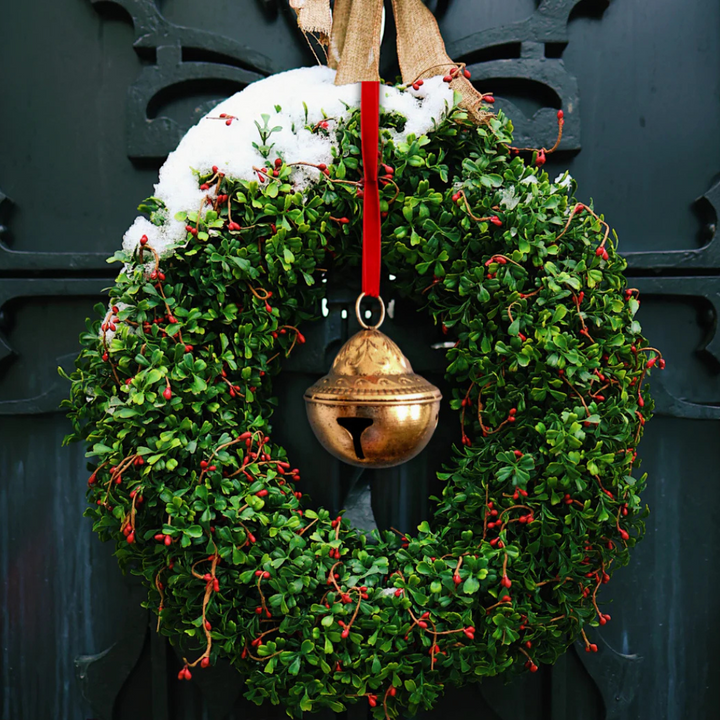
[304,294,442,468]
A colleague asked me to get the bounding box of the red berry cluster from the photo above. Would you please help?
[442,64,472,83]
[218,112,236,126]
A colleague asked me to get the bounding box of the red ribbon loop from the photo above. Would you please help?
[361,81,381,298]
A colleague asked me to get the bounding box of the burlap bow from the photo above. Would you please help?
[289,0,490,125]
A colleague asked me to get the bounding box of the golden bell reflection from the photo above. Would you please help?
[304,294,442,468]
[394,404,423,423]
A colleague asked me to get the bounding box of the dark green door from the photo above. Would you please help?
[1,1,719,718]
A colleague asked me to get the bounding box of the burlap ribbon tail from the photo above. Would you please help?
[290,0,489,124]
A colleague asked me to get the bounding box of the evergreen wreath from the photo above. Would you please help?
[63,69,661,718]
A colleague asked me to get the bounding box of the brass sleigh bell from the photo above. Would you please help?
[304,294,442,468]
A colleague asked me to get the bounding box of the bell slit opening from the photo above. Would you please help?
[336,417,374,460]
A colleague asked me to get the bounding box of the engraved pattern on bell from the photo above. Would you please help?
[304,326,442,468]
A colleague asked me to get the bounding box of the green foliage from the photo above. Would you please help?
[253,113,284,158]
[63,98,655,717]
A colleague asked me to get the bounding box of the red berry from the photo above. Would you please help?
[126,532,135,544]
[529,663,538,673]
[256,489,268,497]
[557,109,564,121]
[490,215,502,226]
[205,620,212,631]
[200,657,210,668]
[140,235,148,246]
[163,386,172,400]
[443,74,452,83]
[164,535,172,546]
[463,68,471,79]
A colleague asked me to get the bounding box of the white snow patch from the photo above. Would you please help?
[122,66,454,258]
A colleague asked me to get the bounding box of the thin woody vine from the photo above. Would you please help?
[64,74,662,718]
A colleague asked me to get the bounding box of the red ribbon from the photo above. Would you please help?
[361,81,381,298]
